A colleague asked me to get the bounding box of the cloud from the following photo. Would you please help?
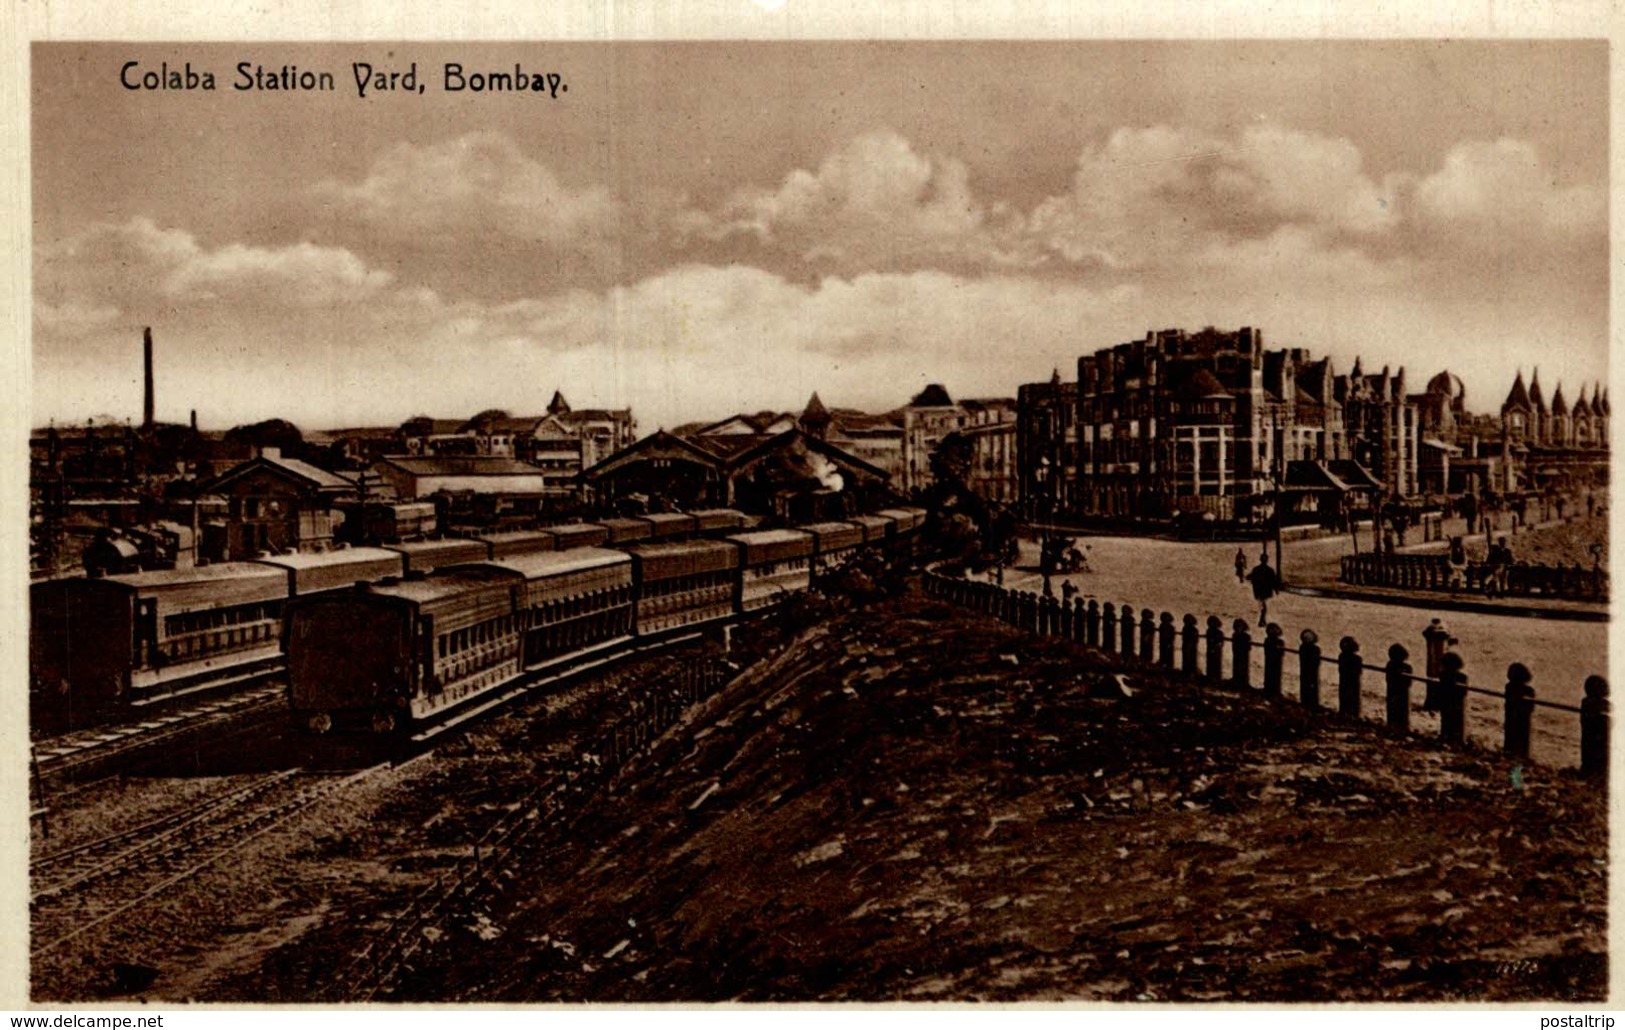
[35,217,394,335]
[1414,137,1606,240]
[312,131,623,244]
[690,130,1030,273]
[1027,123,1400,273]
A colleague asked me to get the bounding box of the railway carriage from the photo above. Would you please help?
[473,548,634,665]
[690,508,749,534]
[477,529,557,559]
[384,538,492,573]
[621,539,740,634]
[847,513,893,544]
[801,521,865,576]
[875,507,926,558]
[31,563,290,732]
[638,512,698,540]
[547,522,611,550]
[285,566,525,734]
[728,529,815,612]
[255,546,406,597]
[597,517,653,546]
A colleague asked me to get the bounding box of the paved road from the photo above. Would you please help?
[1000,534,1609,768]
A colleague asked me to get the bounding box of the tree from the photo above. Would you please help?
[224,419,304,456]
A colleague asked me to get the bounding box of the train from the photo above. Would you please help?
[282,507,927,735]
[30,506,926,736]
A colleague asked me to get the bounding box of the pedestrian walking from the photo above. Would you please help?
[1486,535,1512,597]
[1246,553,1279,626]
[1234,547,1247,584]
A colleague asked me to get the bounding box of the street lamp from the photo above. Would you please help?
[1036,456,1054,597]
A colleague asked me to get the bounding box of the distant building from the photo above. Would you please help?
[196,447,357,560]
[582,425,891,521]
[957,398,1018,503]
[1016,372,1079,519]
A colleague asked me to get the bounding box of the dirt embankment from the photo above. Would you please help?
[371,590,1607,1003]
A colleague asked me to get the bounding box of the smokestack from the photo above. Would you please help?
[142,327,155,429]
[190,409,198,432]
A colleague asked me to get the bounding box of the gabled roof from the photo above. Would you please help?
[1177,368,1231,400]
[581,430,726,481]
[909,384,955,408]
[202,452,356,493]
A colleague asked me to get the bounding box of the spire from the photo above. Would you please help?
[800,391,832,440]
[1502,370,1530,414]
[1551,382,1568,417]
[547,390,571,415]
[1050,367,1062,387]
[1529,368,1546,414]
[1351,355,1364,378]
[801,391,829,419]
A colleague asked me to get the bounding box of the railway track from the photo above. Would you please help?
[32,683,286,780]
[30,762,392,959]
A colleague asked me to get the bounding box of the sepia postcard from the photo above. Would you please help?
[6,0,1619,1014]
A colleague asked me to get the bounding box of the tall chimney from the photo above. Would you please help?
[142,326,155,429]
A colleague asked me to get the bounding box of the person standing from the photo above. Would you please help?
[1234,547,1248,584]
[1247,553,1279,627]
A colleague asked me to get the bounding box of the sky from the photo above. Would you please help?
[31,40,1609,434]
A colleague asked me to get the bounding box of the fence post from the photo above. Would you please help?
[1385,644,1412,733]
[1299,629,1321,709]
[1059,595,1073,639]
[1140,608,1156,661]
[1102,603,1117,654]
[1181,614,1199,674]
[1071,598,1086,644]
[1120,603,1136,659]
[1158,612,1176,669]
[1231,619,1252,690]
[1337,637,1362,718]
[1039,594,1054,636]
[1422,618,1448,711]
[1085,599,1100,647]
[1503,663,1534,760]
[1262,623,1284,698]
[1438,652,1467,745]
[1205,616,1225,681]
[1581,676,1610,778]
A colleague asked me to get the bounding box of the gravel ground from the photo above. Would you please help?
[34,590,1607,1003]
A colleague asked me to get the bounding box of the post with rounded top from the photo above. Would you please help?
[1140,608,1156,661]
[1039,594,1055,636]
[1262,623,1284,698]
[1385,644,1412,733]
[1158,612,1176,669]
[1337,636,1362,718]
[1072,597,1087,644]
[1085,599,1100,647]
[1422,618,1449,711]
[1231,619,1252,690]
[1438,652,1468,746]
[1181,614,1199,674]
[1503,663,1535,760]
[1101,603,1117,654]
[1581,676,1610,778]
[1120,603,1136,658]
[1057,595,1072,639]
[1205,616,1225,682]
[1298,629,1321,709]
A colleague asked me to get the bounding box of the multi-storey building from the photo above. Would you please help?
[1020,326,1423,523]
[1016,372,1078,518]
